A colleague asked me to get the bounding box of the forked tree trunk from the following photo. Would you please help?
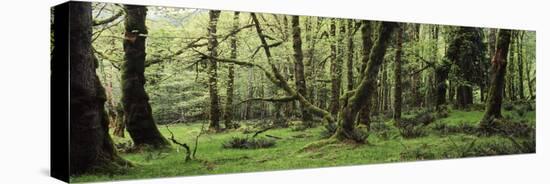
[65,2,127,174]
[480,29,512,131]
[291,15,312,122]
[223,11,240,129]
[122,5,168,148]
[393,24,403,120]
[334,22,397,141]
[207,10,222,131]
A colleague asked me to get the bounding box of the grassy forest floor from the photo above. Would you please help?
[71,108,535,183]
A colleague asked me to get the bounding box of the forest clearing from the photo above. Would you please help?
[53,2,536,182]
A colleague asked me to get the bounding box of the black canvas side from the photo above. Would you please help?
[51,1,70,182]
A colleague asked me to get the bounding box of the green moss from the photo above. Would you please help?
[72,109,534,183]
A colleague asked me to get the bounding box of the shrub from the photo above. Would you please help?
[436,107,450,118]
[400,143,436,160]
[395,111,434,138]
[433,122,478,135]
[480,117,533,137]
[445,135,535,158]
[223,137,276,149]
[398,124,426,138]
[503,103,514,111]
[347,129,370,143]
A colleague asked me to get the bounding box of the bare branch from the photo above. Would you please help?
[93,10,124,26]
[165,125,192,162]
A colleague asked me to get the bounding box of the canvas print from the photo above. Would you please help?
[51,1,536,182]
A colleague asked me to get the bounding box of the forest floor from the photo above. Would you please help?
[71,108,535,183]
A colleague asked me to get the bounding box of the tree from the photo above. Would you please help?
[329,19,342,117]
[223,11,240,129]
[516,31,525,100]
[291,15,312,122]
[334,22,397,141]
[480,29,512,132]
[446,27,485,109]
[65,2,128,174]
[393,24,403,120]
[121,5,168,148]
[358,21,373,128]
[207,10,222,131]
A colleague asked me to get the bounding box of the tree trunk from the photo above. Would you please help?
[393,24,403,120]
[516,31,525,100]
[207,10,222,131]
[481,29,512,130]
[346,20,355,91]
[223,11,240,129]
[435,65,449,110]
[329,19,342,117]
[456,85,473,109]
[291,15,312,123]
[113,102,125,137]
[334,22,397,141]
[358,21,373,127]
[66,2,127,174]
[122,5,168,148]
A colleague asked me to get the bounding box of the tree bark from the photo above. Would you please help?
[329,19,342,117]
[67,2,127,174]
[346,20,355,91]
[393,24,403,120]
[516,31,525,100]
[291,15,312,122]
[223,11,240,129]
[122,5,168,148]
[207,10,222,131]
[481,29,512,130]
[334,22,397,141]
[113,102,125,137]
[358,21,373,127]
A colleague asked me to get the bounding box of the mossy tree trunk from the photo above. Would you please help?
[329,19,342,117]
[346,19,355,91]
[480,29,512,130]
[122,5,168,148]
[67,2,127,174]
[207,10,222,131]
[291,15,312,123]
[223,11,240,129]
[393,24,403,120]
[113,102,125,137]
[333,22,397,141]
[358,21,373,128]
[516,31,525,100]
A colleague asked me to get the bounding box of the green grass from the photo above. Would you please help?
[71,108,535,183]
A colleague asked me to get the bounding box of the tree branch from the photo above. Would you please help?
[237,96,297,105]
[165,125,192,162]
[92,47,121,70]
[93,10,124,26]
